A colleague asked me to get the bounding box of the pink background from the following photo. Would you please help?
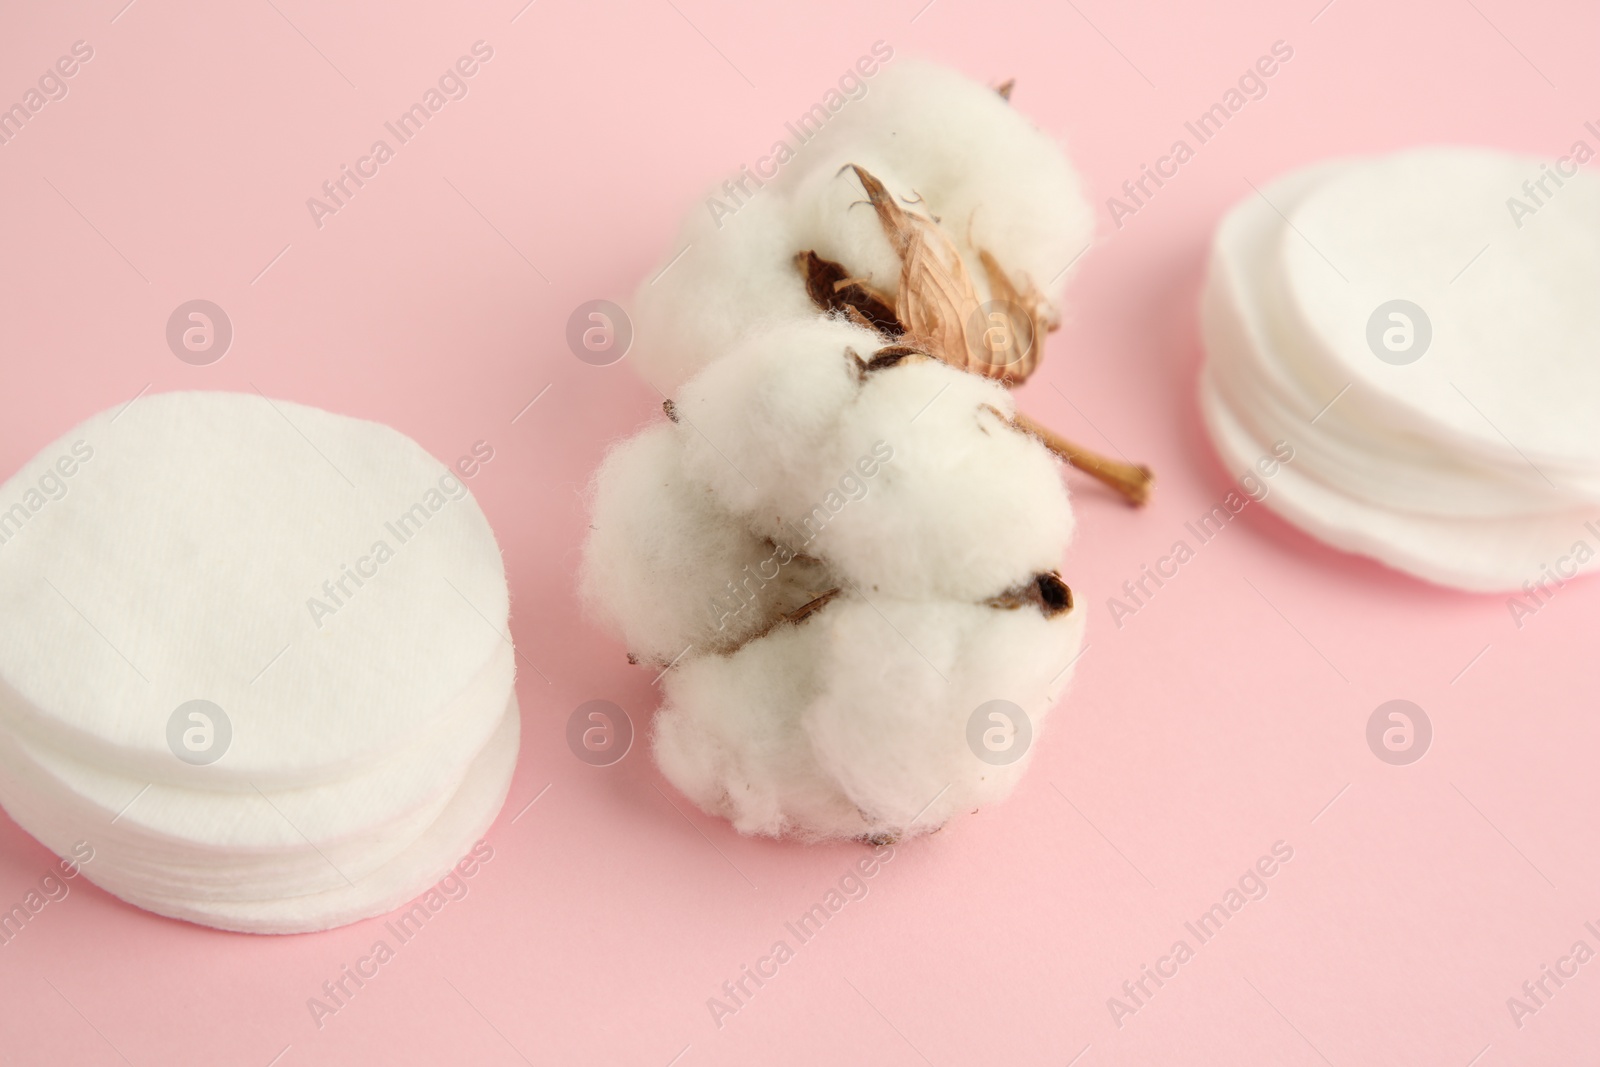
[3,0,1599,1063]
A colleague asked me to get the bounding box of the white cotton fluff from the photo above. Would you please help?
[779,59,1094,313]
[1199,146,1600,591]
[584,315,1086,841]
[671,318,1074,602]
[654,595,1083,840]
[630,59,1096,392]
[581,418,836,664]
[629,190,815,395]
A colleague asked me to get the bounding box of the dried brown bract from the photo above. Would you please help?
[799,163,1156,507]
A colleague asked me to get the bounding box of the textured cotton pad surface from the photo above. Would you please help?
[1284,147,1600,482]
[0,644,512,863]
[1206,157,1591,519]
[1199,147,1600,590]
[2,696,520,934]
[0,391,509,786]
[1199,372,1600,591]
[0,734,465,900]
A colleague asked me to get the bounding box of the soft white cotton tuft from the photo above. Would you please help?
[654,592,1083,841]
[629,190,816,395]
[781,59,1095,313]
[630,59,1096,392]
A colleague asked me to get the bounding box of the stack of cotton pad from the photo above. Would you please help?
[0,391,518,934]
[1200,145,1600,591]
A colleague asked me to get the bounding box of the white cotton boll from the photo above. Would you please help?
[588,57,1104,843]
[670,321,1073,602]
[812,357,1074,600]
[673,316,883,518]
[581,422,839,665]
[805,595,1083,835]
[654,589,1084,841]
[654,619,862,839]
[630,59,1095,394]
[776,59,1095,312]
[629,184,816,393]
[580,424,758,665]
[786,155,916,301]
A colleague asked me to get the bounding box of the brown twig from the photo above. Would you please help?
[1012,411,1153,507]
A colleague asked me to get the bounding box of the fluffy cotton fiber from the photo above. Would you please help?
[585,60,1094,840]
[629,59,1095,393]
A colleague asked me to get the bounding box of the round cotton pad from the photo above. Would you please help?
[0,391,509,787]
[2,696,521,935]
[1282,146,1600,487]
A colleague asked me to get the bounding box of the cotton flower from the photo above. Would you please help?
[584,60,1146,840]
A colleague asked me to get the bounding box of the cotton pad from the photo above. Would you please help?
[0,645,514,902]
[1,696,520,935]
[0,391,520,932]
[1203,158,1581,520]
[1199,146,1600,590]
[0,391,508,787]
[1284,147,1600,484]
[1200,370,1600,591]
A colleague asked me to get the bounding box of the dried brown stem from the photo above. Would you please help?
[1012,411,1153,507]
